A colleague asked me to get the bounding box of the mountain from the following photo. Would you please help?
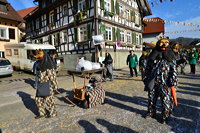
[170,37,200,47]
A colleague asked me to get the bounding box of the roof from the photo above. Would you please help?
[143,17,165,34]
[0,1,24,22]
[17,6,38,19]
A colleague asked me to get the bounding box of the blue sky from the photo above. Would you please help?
[8,0,200,39]
[147,0,200,38]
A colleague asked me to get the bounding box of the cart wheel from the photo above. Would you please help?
[83,100,89,109]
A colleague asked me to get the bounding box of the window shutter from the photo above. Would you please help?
[39,17,42,28]
[46,13,49,25]
[139,14,141,26]
[100,0,104,10]
[9,28,15,39]
[100,24,106,34]
[54,9,57,22]
[111,0,114,14]
[87,24,92,40]
[73,0,78,13]
[115,1,119,15]
[112,27,115,42]
[74,27,78,42]
[49,35,52,45]
[56,32,60,45]
[86,0,90,10]
[139,34,142,45]
[131,11,135,22]
[116,28,120,41]
[132,32,136,44]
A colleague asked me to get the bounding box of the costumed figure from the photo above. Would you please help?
[139,51,148,82]
[34,49,58,119]
[144,37,178,124]
[102,52,113,81]
[85,76,105,108]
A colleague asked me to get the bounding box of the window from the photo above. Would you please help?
[14,49,18,55]
[135,13,139,25]
[42,1,46,8]
[36,18,40,29]
[0,27,8,40]
[41,14,46,27]
[104,0,110,12]
[62,31,67,43]
[126,9,130,20]
[127,32,131,43]
[9,28,15,39]
[63,5,68,15]
[5,49,12,56]
[78,0,86,11]
[105,26,112,41]
[119,5,123,16]
[120,30,124,42]
[79,26,87,42]
[0,4,7,13]
[49,11,54,24]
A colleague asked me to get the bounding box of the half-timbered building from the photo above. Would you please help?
[26,0,151,69]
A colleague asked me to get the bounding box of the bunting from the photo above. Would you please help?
[151,0,174,7]
[165,29,200,34]
[143,18,200,28]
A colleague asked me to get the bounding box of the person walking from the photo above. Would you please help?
[139,51,148,81]
[188,48,198,74]
[126,50,138,77]
[102,52,113,81]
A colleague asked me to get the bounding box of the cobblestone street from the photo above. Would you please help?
[0,65,200,133]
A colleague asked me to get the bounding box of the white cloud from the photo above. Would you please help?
[165,16,200,39]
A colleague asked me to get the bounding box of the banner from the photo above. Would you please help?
[92,35,105,46]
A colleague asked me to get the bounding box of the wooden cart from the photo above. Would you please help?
[67,68,104,108]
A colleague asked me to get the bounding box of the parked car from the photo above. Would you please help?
[0,58,13,76]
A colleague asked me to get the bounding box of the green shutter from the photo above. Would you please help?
[111,0,114,14]
[100,0,104,10]
[112,27,115,42]
[139,34,142,45]
[139,14,141,26]
[132,32,136,44]
[100,24,106,34]
[131,11,135,22]
[74,28,78,42]
[87,24,92,40]
[116,28,120,41]
[115,1,119,15]
[86,0,90,10]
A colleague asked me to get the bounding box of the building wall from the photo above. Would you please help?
[0,20,21,52]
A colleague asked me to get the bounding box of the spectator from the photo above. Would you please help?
[126,50,138,77]
[188,48,198,74]
[102,52,113,81]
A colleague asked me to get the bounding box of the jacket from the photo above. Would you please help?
[127,54,138,68]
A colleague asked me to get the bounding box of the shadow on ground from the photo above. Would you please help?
[17,91,38,116]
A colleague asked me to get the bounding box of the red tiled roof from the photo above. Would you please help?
[17,6,38,19]
[143,17,165,34]
[0,1,24,22]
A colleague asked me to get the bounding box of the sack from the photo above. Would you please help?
[36,80,50,97]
